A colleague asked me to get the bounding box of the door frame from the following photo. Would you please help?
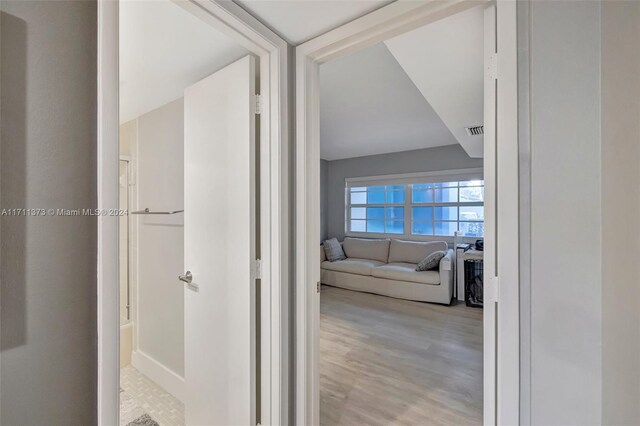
[295,1,520,424]
[97,1,290,425]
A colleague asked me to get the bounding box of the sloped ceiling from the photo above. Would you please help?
[384,5,485,158]
[119,0,248,123]
[119,1,485,158]
[237,0,392,44]
[320,43,458,161]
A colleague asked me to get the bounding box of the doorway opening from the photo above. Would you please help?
[118,1,254,424]
[296,1,519,424]
[318,6,484,424]
[98,1,288,425]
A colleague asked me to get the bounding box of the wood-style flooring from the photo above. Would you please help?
[320,285,483,426]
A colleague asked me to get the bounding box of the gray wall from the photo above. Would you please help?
[601,1,640,424]
[528,1,602,423]
[320,159,328,241]
[1,1,98,424]
[323,144,482,240]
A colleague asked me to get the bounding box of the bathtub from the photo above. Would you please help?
[120,322,133,368]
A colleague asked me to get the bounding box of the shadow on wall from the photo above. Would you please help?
[1,11,27,352]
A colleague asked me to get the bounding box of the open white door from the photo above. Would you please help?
[483,4,497,426]
[484,3,521,423]
[183,55,257,426]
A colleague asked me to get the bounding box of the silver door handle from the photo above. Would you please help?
[178,271,193,284]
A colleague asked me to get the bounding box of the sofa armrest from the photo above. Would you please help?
[439,249,454,304]
[320,245,326,262]
[440,249,453,271]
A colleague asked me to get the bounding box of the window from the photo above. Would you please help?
[410,180,484,237]
[347,186,405,234]
[346,176,484,238]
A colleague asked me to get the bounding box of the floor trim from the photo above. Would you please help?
[131,350,185,403]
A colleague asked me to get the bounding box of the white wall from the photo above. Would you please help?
[320,159,328,241]
[601,1,640,424]
[0,1,98,423]
[133,98,185,380]
[528,1,602,423]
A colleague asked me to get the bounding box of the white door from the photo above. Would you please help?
[183,55,257,426]
[485,2,521,423]
[483,4,497,425]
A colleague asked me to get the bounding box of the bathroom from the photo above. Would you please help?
[118,95,187,425]
[117,1,249,424]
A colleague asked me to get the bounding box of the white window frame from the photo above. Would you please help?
[344,169,484,242]
[346,186,406,236]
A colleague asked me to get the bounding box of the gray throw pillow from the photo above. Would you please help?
[323,238,346,262]
[416,250,446,271]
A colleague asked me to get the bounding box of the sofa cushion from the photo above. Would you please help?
[323,238,346,262]
[343,237,390,263]
[387,239,448,264]
[371,262,441,285]
[321,258,386,276]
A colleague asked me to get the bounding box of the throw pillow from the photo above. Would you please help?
[323,238,346,262]
[416,250,446,271]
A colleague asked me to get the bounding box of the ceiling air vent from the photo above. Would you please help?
[465,125,484,136]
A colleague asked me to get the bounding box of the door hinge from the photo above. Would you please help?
[488,53,498,80]
[486,276,499,303]
[317,281,321,293]
[252,258,263,280]
[253,94,262,115]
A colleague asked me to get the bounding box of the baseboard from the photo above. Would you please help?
[131,350,185,403]
[120,323,133,368]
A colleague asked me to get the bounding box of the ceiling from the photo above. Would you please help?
[385,5,485,157]
[237,0,392,44]
[320,43,457,161]
[319,5,484,160]
[119,0,248,123]
[119,1,484,159]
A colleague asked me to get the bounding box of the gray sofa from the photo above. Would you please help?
[321,238,454,304]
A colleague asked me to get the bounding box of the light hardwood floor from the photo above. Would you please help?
[320,285,483,426]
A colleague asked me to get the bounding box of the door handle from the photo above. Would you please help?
[178,271,193,284]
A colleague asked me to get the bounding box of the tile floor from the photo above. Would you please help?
[120,366,185,426]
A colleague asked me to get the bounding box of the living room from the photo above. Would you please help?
[317,5,487,425]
